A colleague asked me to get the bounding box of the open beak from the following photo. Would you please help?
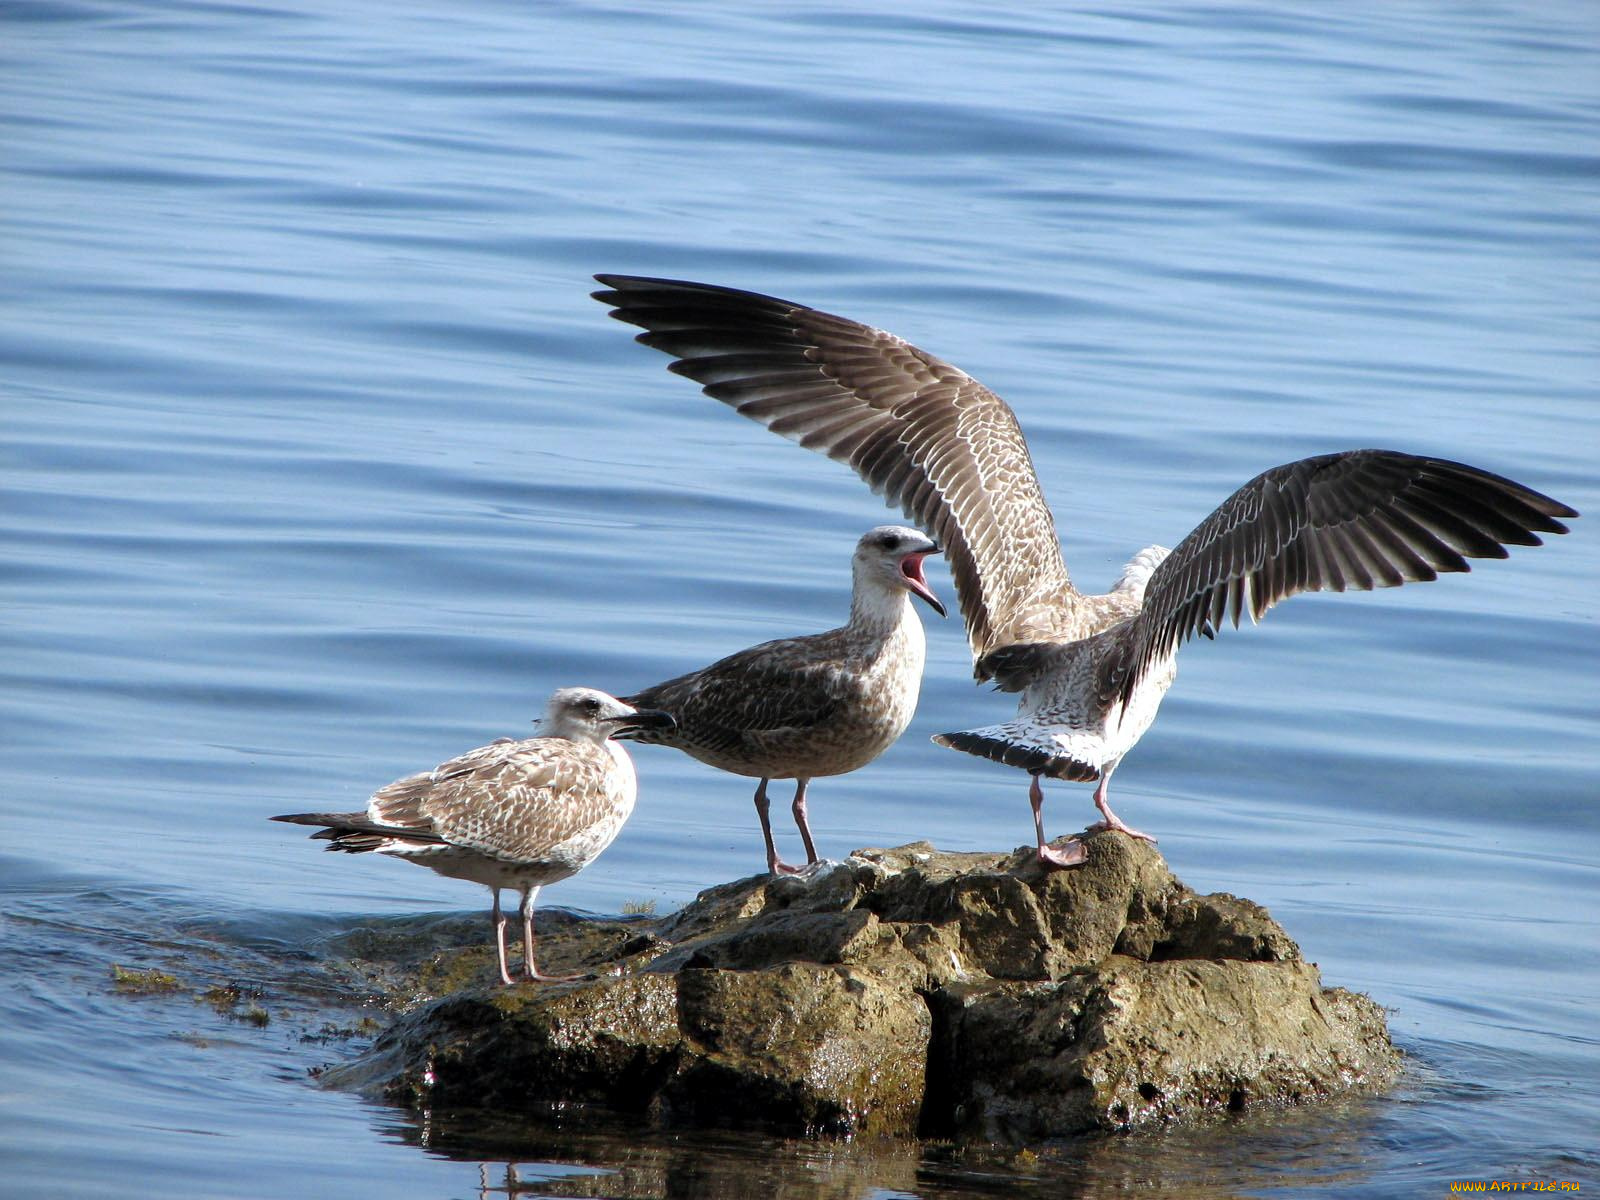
[607,708,676,739]
[900,549,947,619]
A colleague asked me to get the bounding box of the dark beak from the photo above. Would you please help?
[608,708,676,739]
[915,588,948,619]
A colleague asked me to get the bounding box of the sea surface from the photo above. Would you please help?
[3,2,1597,1197]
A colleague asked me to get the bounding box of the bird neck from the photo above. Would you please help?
[538,716,604,745]
[604,737,636,787]
[849,572,916,637]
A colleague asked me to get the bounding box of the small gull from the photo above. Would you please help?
[593,275,1576,868]
[272,687,674,983]
[617,526,945,875]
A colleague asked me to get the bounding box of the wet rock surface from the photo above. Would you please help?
[321,835,1400,1140]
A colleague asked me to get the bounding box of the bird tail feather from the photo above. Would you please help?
[932,727,1100,782]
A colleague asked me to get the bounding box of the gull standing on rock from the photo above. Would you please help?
[617,526,945,875]
[593,275,1576,868]
[271,688,674,984]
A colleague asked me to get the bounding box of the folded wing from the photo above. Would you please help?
[364,740,614,862]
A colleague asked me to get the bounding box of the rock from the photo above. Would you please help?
[926,958,1394,1141]
[322,834,1400,1140]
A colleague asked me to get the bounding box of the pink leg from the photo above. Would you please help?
[518,885,587,984]
[491,889,515,986]
[1031,773,1087,869]
[791,778,820,866]
[1086,768,1157,843]
[754,778,802,875]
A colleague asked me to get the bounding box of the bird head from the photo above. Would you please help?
[853,525,947,617]
[541,688,676,743]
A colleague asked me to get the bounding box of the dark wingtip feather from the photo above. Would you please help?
[270,811,348,827]
[1119,450,1575,711]
[592,272,678,293]
[591,274,796,312]
[272,810,448,851]
[1420,458,1577,539]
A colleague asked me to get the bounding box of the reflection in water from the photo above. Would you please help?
[396,1112,924,1200]
[373,1089,1395,1200]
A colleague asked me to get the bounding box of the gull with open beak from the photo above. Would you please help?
[617,526,944,874]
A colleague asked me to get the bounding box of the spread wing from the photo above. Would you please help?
[593,274,1080,668]
[1116,450,1577,706]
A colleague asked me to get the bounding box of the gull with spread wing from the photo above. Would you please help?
[594,275,1576,868]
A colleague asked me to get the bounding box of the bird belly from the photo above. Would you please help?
[780,704,912,778]
[381,843,577,891]
[681,700,912,780]
[674,631,923,780]
[935,645,1178,781]
[1102,655,1178,768]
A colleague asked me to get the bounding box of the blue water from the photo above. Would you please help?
[4,1,1597,1196]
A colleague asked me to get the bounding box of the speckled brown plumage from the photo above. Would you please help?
[626,621,924,780]
[273,688,673,984]
[619,526,944,875]
[593,275,1080,668]
[596,275,1577,869]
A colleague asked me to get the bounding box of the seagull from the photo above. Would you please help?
[592,275,1576,868]
[616,525,945,875]
[271,688,674,984]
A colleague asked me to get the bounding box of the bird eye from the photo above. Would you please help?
[582,697,602,713]
[879,534,899,550]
